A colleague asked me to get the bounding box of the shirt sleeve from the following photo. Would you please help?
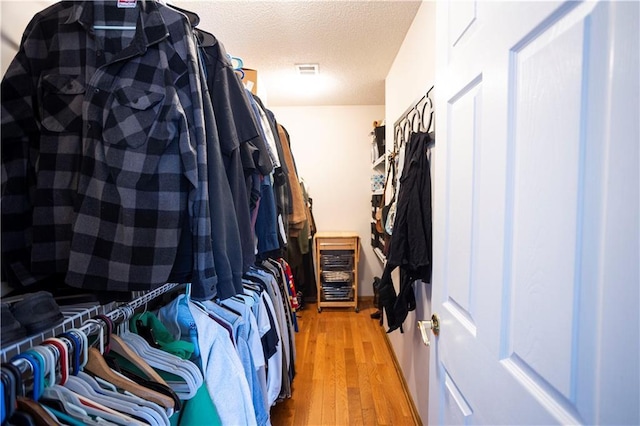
[1,13,51,286]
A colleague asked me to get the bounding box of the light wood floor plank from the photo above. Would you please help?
[271,300,418,425]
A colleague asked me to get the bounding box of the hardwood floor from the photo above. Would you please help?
[270,299,419,426]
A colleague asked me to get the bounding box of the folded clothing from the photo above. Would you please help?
[1,303,26,345]
[10,291,64,335]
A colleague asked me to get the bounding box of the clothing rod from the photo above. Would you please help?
[107,282,183,322]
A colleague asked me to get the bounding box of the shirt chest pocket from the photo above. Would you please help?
[38,74,85,133]
[103,86,166,149]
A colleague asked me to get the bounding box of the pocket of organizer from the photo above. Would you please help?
[38,74,85,133]
[103,86,165,149]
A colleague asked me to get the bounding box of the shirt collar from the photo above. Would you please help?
[65,1,169,52]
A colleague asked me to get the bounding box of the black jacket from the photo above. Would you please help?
[379,131,433,333]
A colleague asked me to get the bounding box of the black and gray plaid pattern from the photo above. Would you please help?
[2,1,217,294]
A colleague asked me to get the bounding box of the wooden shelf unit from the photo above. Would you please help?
[314,232,360,313]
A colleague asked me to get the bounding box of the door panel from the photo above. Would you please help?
[443,370,473,424]
[431,1,639,424]
[504,3,590,403]
[444,76,482,336]
[448,0,477,48]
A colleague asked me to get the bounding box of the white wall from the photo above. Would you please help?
[384,1,436,423]
[270,105,384,298]
[0,1,56,76]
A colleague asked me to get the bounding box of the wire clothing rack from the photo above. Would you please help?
[1,282,183,362]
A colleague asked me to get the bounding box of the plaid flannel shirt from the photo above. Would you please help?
[1,1,217,294]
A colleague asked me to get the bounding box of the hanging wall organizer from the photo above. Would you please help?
[393,85,435,153]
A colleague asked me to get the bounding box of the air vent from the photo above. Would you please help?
[295,63,319,75]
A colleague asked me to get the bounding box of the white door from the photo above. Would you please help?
[429,1,639,424]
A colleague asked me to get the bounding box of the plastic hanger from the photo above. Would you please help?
[73,372,169,426]
[83,347,175,412]
[68,328,90,369]
[112,307,184,390]
[1,367,16,423]
[10,353,41,401]
[118,333,200,400]
[79,319,106,354]
[94,315,113,354]
[93,24,136,30]
[43,337,69,385]
[56,335,76,371]
[15,396,60,426]
[28,346,56,388]
[59,332,82,376]
[122,332,201,390]
[227,54,244,70]
[64,377,162,426]
[42,385,126,425]
[108,335,169,387]
[1,363,21,413]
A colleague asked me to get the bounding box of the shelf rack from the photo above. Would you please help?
[1,282,183,362]
[314,231,360,313]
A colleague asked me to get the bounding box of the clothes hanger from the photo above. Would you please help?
[119,331,200,385]
[196,28,217,48]
[79,319,106,354]
[39,389,101,426]
[71,372,169,426]
[80,319,175,412]
[1,366,17,423]
[108,335,169,387]
[10,353,41,401]
[93,25,136,31]
[67,328,89,369]
[16,395,65,426]
[59,332,82,376]
[84,347,175,412]
[87,374,169,426]
[28,346,56,388]
[166,4,200,27]
[24,350,49,399]
[118,333,201,400]
[43,384,132,425]
[64,377,162,426]
[92,3,137,33]
[43,337,70,385]
[103,356,182,413]
[94,315,114,354]
[215,298,243,317]
[110,310,179,390]
[227,54,244,70]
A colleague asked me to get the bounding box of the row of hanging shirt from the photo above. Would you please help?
[2,257,298,426]
[1,1,311,303]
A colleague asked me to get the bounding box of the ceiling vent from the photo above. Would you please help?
[295,63,319,76]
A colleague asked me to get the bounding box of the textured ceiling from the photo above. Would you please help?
[1,1,421,106]
[168,1,421,106]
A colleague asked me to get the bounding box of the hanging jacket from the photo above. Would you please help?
[199,36,262,275]
[1,1,217,294]
[379,131,433,333]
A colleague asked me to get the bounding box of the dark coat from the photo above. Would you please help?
[379,131,433,333]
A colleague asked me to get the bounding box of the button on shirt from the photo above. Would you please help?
[1,1,216,293]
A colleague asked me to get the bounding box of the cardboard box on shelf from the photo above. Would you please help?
[242,68,258,95]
